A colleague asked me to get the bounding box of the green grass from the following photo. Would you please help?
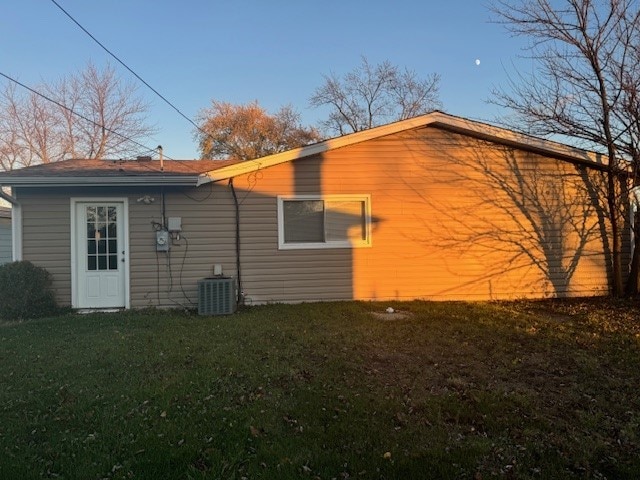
[1,299,639,479]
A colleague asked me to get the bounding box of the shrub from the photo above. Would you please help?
[0,261,58,320]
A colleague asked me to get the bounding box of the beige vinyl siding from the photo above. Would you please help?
[230,125,618,302]
[17,189,72,304]
[15,185,239,308]
[127,185,238,308]
[231,165,357,303]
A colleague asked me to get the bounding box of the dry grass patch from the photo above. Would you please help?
[369,308,414,320]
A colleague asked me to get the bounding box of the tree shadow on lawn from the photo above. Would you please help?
[353,299,640,478]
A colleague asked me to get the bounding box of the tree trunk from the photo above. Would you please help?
[608,169,624,296]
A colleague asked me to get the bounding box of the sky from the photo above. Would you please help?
[1,0,532,160]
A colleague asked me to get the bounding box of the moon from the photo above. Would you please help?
[475,59,481,66]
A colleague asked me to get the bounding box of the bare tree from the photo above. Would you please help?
[309,57,441,136]
[491,0,640,296]
[0,83,60,167]
[196,100,321,160]
[0,123,36,171]
[0,62,155,170]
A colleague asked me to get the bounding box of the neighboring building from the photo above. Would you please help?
[0,206,11,265]
[0,112,626,309]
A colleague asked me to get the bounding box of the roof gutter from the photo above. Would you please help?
[0,176,201,188]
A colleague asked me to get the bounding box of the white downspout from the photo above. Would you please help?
[630,186,640,265]
[1,186,21,261]
[12,201,22,261]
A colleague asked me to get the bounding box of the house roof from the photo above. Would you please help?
[0,111,607,189]
[0,206,10,219]
[0,158,237,187]
[196,111,607,185]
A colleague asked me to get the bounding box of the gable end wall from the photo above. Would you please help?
[229,125,619,302]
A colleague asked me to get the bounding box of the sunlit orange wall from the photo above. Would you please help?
[231,126,614,302]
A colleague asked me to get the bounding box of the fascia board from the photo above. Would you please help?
[0,176,200,187]
[432,116,607,168]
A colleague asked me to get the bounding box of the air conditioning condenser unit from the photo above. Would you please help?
[197,277,237,315]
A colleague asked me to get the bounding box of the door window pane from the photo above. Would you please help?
[86,206,96,222]
[85,204,120,271]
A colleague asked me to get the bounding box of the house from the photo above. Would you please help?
[0,206,11,265]
[0,112,626,309]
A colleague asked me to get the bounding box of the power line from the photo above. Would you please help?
[0,70,173,160]
[49,0,208,140]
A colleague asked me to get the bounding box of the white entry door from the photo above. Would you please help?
[74,201,128,309]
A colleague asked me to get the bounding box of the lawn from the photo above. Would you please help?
[1,299,639,479]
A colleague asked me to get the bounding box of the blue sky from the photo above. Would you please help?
[2,1,531,159]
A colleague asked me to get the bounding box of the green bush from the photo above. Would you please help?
[0,261,58,320]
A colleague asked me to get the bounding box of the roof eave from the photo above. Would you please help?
[0,176,201,187]
[430,116,607,169]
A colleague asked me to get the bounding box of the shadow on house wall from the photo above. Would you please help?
[403,133,613,297]
[212,152,381,304]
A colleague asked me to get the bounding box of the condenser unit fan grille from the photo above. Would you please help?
[198,277,236,315]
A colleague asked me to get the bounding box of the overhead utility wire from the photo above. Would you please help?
[49,0,208,139]
[0,70,173,160]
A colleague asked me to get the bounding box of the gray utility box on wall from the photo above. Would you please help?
[197,277,237,315]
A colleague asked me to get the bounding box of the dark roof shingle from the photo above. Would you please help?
[0,158,239,178]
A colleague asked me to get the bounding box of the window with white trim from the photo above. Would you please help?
[277,195,372,249]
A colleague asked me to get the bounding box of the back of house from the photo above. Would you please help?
[0,112,626,309]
